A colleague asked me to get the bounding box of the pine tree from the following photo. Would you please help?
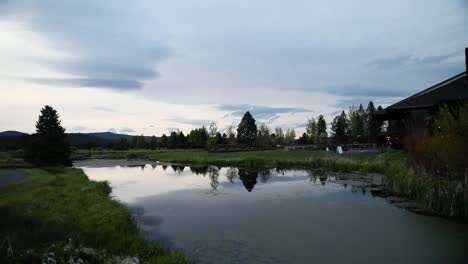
[331,111,349,144]
[366,101,381,142]
[317,115,328,137]
[177,131,186,148]
[24,105,71,166]
[149,135,158,149]
[168,131,178,149]
[237,111,257,147]
[160,134,168,148]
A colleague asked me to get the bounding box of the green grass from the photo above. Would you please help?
[0,167,186,263]
[75,149,341,167]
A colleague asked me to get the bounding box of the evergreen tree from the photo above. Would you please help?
[221,133,228,145]
[214,132,223,146]
[168,131,178,149]
[331,111,349,144]
[317,115,327,137]
[149,136,158,149]
[366,101,381,142]
[348,105,366,142]
[177,131,186,148]
[135,134,147,149]
[160,134,168,148]
[113,137,130,150]
[24,105,71,166]
[298,133,309,145]
[237,111,257,147]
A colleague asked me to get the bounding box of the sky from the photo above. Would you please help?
[1,0,467,135]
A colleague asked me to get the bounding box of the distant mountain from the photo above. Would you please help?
[0,131,28,149]
[0,130,154,149]
[87,132,134,141]
[0,131,27,137]
[66,133,113,148]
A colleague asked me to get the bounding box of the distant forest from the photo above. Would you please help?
[0,101,385,151]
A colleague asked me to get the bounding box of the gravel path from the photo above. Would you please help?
[0,169,30,187]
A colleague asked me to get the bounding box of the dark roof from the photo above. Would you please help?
[387,71,467,111]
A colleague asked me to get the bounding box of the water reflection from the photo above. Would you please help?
[78,161,387,203]
[207,166,219,191]
[76,160,468,264]
[238,169,259,192]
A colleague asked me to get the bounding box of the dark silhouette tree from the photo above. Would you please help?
[366,101,381,142]
[177,131,187,148]
[114,137,130,150]
[237,111,257,147]
[317,115,327,137]
[168,131,178,149]
[160,134,168,148]
[135,134,146,149]
[24,105,71,166]
[238,169,258,192]
[149,135,157,149]
[349,104,366,142]
[298,133,309,145]
[331,111,349,144]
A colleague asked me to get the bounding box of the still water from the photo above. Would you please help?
[77,160,468,264]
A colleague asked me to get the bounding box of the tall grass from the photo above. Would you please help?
[0,168,186,263]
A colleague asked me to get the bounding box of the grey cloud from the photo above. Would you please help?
[164,128,180,133]
[218,104,311,121]
[120,127,136,134]
[108,128,117,133]
[1,0,170,91]
[368,51,459,69]
[321,84,407,98]
[29,77,142,90]
[165,117,212,127]
[67,125,88,132]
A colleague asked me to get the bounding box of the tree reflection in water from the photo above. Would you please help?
[238,169,259,192]
[259,168,271,183]
[207,166,220,191]
[305,169,328,185]
[225,167,238,183]
[190,166,209,176]
[171,165,185,173]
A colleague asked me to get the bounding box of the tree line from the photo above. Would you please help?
[113,101,385,150]
[22,103,387,166]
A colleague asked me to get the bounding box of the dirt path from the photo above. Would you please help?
[0,169,30,187]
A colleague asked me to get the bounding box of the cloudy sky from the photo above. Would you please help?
[1,0,467,135]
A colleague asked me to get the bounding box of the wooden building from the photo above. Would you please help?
[376,48,468,147]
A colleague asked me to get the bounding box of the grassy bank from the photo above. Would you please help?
[0,167,186,263]
[75,149,338,168]
[75,148,467,220]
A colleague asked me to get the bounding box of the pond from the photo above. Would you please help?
[76,160,468,264]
